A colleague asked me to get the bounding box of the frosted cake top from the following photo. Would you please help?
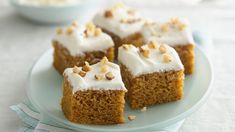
[63,57,127,93]
[93,3,145,39]
[141,17,195,46]
[118,42,184,76]
[53,21,114,56]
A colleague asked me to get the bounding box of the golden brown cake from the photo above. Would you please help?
[52,21,115,74]
[140,18,195,74]
[61,57,127,124]
[118,43,184,109]
[93,3,145,58]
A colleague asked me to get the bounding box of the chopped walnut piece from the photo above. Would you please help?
[151,31,157,36]
[120,18,127,23]
[159,44,167,54]
[140,107,147,112]
[71,21,78,27]
[100,65,108,73]
[163,53,173,63]
[94,28,102,36]
[144,20,154,27]
[122,44,131,50]
[128,115,136,121]
[127,10,135,15]
[148,41,157,49]
[104,10,113,18]
[78,70,86,77]
[105,72,115,80]
[66,26,74,35]
[100,56,109,65]
[170,17,180,25]
[85,22,96,36]
[178,23,187,31]
[94,74,103,80]
[56,28,63,35]
[160,23,169,32]
[126,18,142,24]
[82,61,91,72]
[73,66,80,74]
[140,47,150,58]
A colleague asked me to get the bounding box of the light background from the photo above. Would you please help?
[0,0,235,131]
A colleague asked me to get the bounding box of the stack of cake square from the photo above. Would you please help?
[51,3,195,125]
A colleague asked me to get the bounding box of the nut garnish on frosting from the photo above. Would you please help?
[118,44,184,76]
[159,44,167,54]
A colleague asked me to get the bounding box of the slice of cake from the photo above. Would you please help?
[61,57,127,124]
[141,18,195,74]
[53,21,115,74]
[93,3,145,58]
[118,43,184,109]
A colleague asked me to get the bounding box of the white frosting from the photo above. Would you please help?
[118,44,184,76]
[63,62,127,93]
[141,19,195,46]
[53,25,114,56]
[93,5,145,39]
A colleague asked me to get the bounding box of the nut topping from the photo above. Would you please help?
[122,44,131,50]
[140,107,147,112]
[66,26,74,35]
[128,115,136,121]
[71,21,78,27]
[94,28,102,36]
[73,66,80,74]
[160,23,169,32]
[178,23,186,31]
[56,28,63,35]
[163,53,173,63]
[104,10,113,18]
[100,65,108,73]
[82,61,91,72]
[100,56,109,65]
[105,72,115,80]
[159,44,167,54]
[148,41,157,49]
[78,70,86,77]
[94,74,103,80]
[140,47,150,58]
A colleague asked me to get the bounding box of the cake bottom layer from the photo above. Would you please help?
[53,41,114,74]
[173,44,195,74]
[61,77,126,124]
[120,64,184,109]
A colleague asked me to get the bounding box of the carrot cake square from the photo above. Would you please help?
[93,3,145,58]
[61,57,127,124]
[53,21,115,74]
[141,18,195,74]
[118,43,184,109]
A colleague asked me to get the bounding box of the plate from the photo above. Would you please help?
[27,47,213,132]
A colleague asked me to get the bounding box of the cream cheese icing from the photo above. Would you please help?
[63,60,127,93]
[118,44,184,76]
[93,3,145,39]
[141,18,195,46]
[53,22,114,56]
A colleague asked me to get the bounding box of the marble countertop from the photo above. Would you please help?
[0,1,235,131]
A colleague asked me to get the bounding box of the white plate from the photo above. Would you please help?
[27,47,213,132]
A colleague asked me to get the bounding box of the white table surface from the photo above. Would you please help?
[0,0,235,132]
